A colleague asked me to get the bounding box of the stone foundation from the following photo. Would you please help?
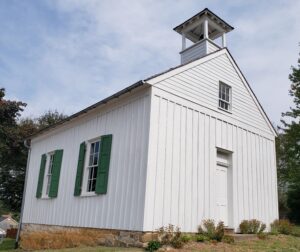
[20,223,158,250]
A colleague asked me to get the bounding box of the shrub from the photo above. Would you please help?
[222,235,234,244]
[198,219,225,241]
[259,223,267,233]
[239,219,266,234]
[196,234,209,242]
[239,220,250,234]
[270,219,293,235]
[157,224,184,249]
[180,234,192,243]
[146,240,162,252]
[257,233,268,240]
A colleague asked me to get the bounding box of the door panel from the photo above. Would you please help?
[216,165,228,225]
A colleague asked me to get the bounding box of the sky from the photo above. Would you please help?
[1,0,299,125]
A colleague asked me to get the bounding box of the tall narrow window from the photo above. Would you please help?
[87,140,100,192]
[45,153,54,196]
[219,82,231,111]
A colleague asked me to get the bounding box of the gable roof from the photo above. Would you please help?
[0,216,18,224]
[146,48,277,137]
[29,48,277,139]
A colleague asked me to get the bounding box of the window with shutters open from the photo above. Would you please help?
[36,149,63,199]
[77,134,112,196]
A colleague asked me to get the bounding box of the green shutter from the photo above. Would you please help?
[36,154,47,198]
[74,142,86,196]
[48,149,63,198]
[95,134,112,194]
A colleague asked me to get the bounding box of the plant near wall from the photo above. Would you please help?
[198,219,225,241]
[239,219,266,234]
[270,219,293,235]
[145,240,162,252]
[156,224,186,249]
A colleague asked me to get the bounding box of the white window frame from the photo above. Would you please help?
[81,137,101,196]
[218,82,232,112]
[42,151,55,198]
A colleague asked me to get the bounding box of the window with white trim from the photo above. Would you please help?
[219,82,231,111]
[86,140,100,192]
[45,152,54,196]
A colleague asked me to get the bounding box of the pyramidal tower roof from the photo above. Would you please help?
[173,8,234,43]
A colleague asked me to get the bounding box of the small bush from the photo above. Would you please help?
[180,234,192,243]
[259,223,267,233]
[157,224,184,249]
[196,234,209,242]
[146,240,162,252]
[198,219,225,241]
[222,235,234,244]
[270,219,293,235]
[257,232,268,240]
[239,219,266,234]
[170,238,184,249]
[239,220,250,234]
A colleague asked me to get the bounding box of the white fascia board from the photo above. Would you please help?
[146,49,226,85]
[146,48,277,137]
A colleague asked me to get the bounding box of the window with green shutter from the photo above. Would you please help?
[36,154,47,198]
[95,135,113,194]
[74,142,86,196]
[79,134,112,195]
[48,149,64,198]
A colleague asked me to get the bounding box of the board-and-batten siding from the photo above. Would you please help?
[143,89,278,232]
[22,89,151,231]
[155,52,272,135]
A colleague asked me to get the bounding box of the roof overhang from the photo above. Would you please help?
[173,8,234,42]
[29,80,148,139]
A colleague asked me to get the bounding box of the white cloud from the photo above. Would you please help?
[2,0,299,125]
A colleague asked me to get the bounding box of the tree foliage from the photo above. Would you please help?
[278,48,300,223]
[0,88,67,212]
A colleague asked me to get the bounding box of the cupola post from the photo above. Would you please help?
[173,8,234,64]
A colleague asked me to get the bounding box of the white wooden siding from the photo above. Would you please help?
[143,88,278,232]
[22,88,151,231]
[153,51,273,136]
[181,40,219,64]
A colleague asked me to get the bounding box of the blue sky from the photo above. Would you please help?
[1,0,300,125]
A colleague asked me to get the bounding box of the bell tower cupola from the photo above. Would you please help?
[174,8,234,64]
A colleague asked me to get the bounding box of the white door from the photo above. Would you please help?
[216,163,228,226]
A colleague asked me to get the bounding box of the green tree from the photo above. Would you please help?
[278,49,300,223]
[0,88,67,212]
[0,88,27,212]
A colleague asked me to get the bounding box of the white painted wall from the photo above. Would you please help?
[22,48,278,234]
[143,87,278,232]
[181,39,219,64]
[22,87,151,231]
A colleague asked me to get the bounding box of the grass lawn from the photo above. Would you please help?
[1,234,300,252]
[0,239,15,251]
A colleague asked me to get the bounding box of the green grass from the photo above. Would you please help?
[0,239,15,251]
[1,229,300,252]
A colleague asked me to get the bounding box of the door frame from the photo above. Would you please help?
[216,148,233,228]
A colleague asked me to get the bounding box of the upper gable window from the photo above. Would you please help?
[219,82,231,111]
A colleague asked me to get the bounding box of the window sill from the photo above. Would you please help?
[80,192,98,197]
[218,107,232,114]
[40,196,52,200]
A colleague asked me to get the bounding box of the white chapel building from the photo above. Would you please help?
[21,8,278,242]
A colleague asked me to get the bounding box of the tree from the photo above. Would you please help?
[0,88,67,212]
[278,48,300,223]
[0,88,27,212]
